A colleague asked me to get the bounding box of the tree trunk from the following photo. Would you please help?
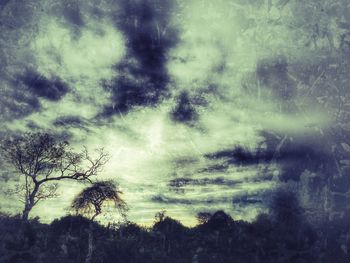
[22,183,39,221]
[85,223,94,263]
[22,203,33,221]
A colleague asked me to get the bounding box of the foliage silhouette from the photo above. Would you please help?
[72,180,127,221]
[1,206,350,263]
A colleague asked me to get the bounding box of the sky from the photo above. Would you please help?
[0,0,339,225]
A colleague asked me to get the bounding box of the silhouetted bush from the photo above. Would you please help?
[1,209,350,262]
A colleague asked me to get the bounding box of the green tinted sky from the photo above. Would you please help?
[0,0,333,226]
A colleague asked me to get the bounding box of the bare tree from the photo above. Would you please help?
[0,132,109,220]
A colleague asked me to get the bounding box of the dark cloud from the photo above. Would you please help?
[26,121,41,130]
[103,0,178,115]
[232,195,263,205]
[276,144,328,181]
[0,1,40,121]
[205,146,272,166]
[56,130,74,141]
[21,70,69,101]
[61,1,85,27]
[55,0,86,39]
[204,131,335,182]
[232,190,272,206]
[168,177,241,189]
[260,131,334,182]
[0,0,35,30]
[152,190,271,208]
[53,116,85,128]
[198,163,229,173]
[151,195,231,205]
[0,82,41,121]
[0,69,69,121]
[170,91,199,124]
[151,195,194,205]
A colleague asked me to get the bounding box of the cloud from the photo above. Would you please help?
[52,115,87,129]
[103,0,179,114]
[205,146,266,166]
[168,177,241,188]
[203,131,335,183]
[61,1,85,28]
[0,82,41,121]
[170,91,198,124]
[260,131,335,182]
[21,70,69,101]
[151,194,232,206]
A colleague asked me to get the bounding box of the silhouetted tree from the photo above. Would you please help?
[196,212,212,224]
[206,210,234,230]
[71,181,127,263]
[71,180,127,221]
[0,132,109,221]
[153,215,187,255]
[154,210,167,223]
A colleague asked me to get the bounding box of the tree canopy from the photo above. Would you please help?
[72,180,127,221]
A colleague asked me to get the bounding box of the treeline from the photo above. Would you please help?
[1,206,350,263]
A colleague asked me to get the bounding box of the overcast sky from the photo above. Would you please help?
[0,0,332,225]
